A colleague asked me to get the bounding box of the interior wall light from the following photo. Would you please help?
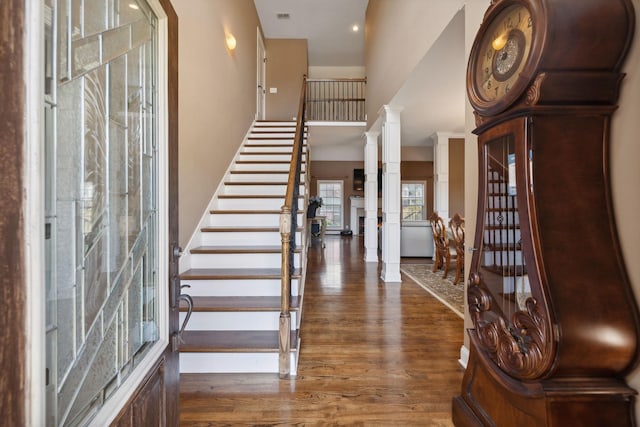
[225,33,237,51]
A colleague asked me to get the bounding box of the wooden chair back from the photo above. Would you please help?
[449,213,465,285]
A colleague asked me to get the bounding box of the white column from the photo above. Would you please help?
[433,132,450,221]
[364,131,380,263]
[380,105,403,282]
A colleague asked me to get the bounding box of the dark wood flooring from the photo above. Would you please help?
[179,235,464,426]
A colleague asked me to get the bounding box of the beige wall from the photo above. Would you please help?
[364,0,464,127]
[265,39,308,120]
[172,0,261,245]
[449,138,465,217]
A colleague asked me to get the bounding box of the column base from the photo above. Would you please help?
[381,262,401,282]
[364,249,378,263]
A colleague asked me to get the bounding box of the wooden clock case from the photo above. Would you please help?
[452,0,640,425]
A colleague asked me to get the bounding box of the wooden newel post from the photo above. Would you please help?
[279,207,292,378]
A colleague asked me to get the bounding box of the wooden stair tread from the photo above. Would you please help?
[217,194,303,199]
[229,170,301,175]
[181,267,302,280]
[209,209,282,214]
[244,143,306,148]
[200,226,302,232]
[190,245,301,254]
[224,181,288,186]
[181,296,300,312]
[180,330,298,353]
[251,130,295,133]
[235,160,306,164]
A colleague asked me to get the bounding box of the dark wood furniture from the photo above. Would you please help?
[429,212,460,283]
[428,213,447,271]
[449,214,465,286]
[453,0,640,426]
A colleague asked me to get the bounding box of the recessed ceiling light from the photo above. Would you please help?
[129,3,139,9]
[352,24,359,32]
[277,13,290,19]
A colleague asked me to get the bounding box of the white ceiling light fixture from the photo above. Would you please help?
[352,24,359,32]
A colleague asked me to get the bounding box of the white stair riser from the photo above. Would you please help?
[223,184,304,195]
[484,229,522,243]
[248,132,296,138]
[180,311,298,331]
[209,213,304,227]
[200,231,302,246]
[252,126,297,132]
[483,250,524,267]
[181,279,301,297]
[227,173,305,182]
[243,146,306,153]
[180,352,298,374]
[245,141,306,148]
[190,252,301,269]
[238,153,305,162]
[233,163,306,172]
[215,198,304,210]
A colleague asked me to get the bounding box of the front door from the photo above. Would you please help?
[42,0,179,425]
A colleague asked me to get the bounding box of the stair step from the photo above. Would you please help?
[190,245,301,254]
[207,210,304,226]
[180,330,298,353]
[200,226,302,232]
[240,151,305,156]
[224,181,287,186]
[229,170,303,175]
[244,144,306,148]
[210,209,280,214]
[217,194,303,199]
[182,296,300,312]
[232,163,306,172]
[180,278,301,298]
[181,268,302,280]
[235,160,306,164]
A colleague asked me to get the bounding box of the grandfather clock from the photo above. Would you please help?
[452,0,640,425]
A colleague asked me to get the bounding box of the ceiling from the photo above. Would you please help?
[253,1,466,152]
[253,0,368,66]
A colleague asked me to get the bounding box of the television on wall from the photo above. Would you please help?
[353,168,383,193]
[353,168,365,191]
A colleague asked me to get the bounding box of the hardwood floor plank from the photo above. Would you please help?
[180,236,464,426]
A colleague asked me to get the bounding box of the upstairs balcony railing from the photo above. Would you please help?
[305,78,366,122]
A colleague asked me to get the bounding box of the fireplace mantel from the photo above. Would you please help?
[350,196,365,234]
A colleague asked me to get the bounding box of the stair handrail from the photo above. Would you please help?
[279,75,307,378]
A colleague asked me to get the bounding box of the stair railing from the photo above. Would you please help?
[279,75,307,378]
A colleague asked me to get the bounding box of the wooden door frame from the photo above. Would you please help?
[0,0,179,425]
[0,0,31,425]
[257,27,266,120]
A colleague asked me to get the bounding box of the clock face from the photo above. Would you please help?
[474,4,534,104]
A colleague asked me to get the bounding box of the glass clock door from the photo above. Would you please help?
[479,135,531,317]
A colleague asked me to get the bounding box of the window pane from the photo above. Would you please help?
[401,182,426,221]
[317,180,343,229]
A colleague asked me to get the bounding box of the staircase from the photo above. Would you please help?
[179,121,309,375]
[482,162,530,311]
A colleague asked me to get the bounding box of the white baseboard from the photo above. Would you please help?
[458,344,469,369]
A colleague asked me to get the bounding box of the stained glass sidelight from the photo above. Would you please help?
[44,0,159,425]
